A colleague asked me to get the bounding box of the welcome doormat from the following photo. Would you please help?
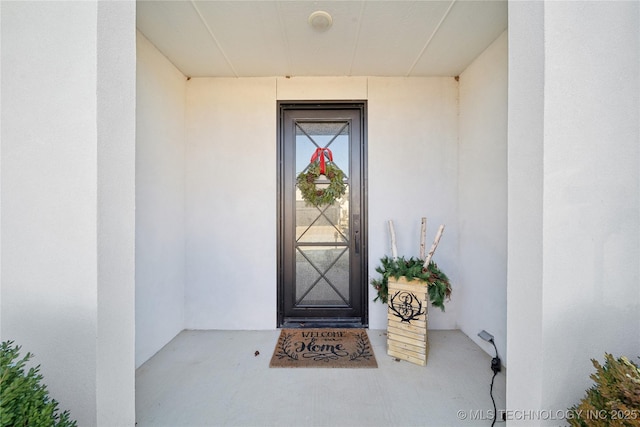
[269,328,377,368]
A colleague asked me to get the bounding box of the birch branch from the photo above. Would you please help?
[419,217,427,260]
[424,224,445,267]
[388,220,398,260]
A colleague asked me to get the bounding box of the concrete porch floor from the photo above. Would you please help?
[135,329,506,427]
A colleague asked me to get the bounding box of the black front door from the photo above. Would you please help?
[278,102,367,328]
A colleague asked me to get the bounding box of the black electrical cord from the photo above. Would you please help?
[488,338,501,427]
[489,369,498,427]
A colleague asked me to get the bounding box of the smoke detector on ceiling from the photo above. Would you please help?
[308,11,333,32]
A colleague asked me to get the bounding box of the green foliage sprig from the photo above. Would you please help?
[296,162,346,206]
[0,341,77,427]
[371,256,452,310]
[568,353,640,427]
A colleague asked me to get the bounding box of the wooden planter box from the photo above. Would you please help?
[387,276,429,366]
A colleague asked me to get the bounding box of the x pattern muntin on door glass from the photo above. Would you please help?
[295,121,350,307]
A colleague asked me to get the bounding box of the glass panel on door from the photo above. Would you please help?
[295,121,350,308]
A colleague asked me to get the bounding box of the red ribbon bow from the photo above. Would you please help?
[310,147,333,175]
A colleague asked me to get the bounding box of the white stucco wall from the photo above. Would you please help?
[96,2,136,425]
[185,78,277,329]
[182,76,459,330]
[136,32,187,367]
[507,0,545,413]
[1,2,136,425]
[1,3,97,423]
[367,77,459,330]
[458,31,508,362]
[540,0,639,413]
[0,1,3,336]
[508,1,640,422]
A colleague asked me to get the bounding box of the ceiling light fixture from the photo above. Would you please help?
[308,10,333,32]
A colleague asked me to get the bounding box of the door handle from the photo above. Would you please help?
[353,214,360,255]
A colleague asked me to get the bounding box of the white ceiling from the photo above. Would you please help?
[136,0,507,78]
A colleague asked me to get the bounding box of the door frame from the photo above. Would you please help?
[276,101,368,328]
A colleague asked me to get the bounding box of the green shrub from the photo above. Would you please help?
[568,353,640,427]
[0,341,77,427]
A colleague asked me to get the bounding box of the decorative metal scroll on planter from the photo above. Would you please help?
[389,289,426,323]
